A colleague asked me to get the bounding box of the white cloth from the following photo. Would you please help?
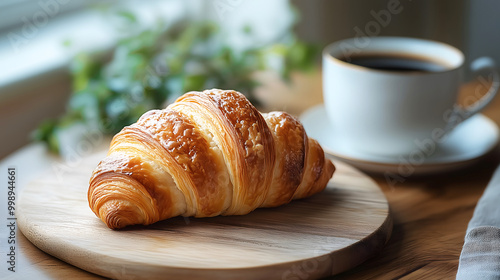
[457,165,500,279]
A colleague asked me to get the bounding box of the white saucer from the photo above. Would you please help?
[300,104,499,176]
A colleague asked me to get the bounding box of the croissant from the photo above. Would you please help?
[88,89,335,229]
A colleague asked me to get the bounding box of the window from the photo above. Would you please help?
[0,0,112,33]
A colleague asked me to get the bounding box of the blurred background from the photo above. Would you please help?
[0,0,498,159]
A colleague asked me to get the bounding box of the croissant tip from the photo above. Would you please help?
[98,202,146,230]
[328,159,336,178]
[102,211,125,230]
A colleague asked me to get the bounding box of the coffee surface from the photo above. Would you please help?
[340,54,449,72]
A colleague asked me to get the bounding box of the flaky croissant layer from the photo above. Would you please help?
[88,89,335,229]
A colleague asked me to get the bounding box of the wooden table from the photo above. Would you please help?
[2,81,499,279]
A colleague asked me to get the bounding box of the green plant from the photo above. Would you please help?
[33,13,318,154]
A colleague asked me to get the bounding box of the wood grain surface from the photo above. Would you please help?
[17,152,391,280]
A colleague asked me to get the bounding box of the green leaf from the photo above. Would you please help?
[31,119,60,153]
[62,39,72,47]
[71,54,102,92]
[183,74,207,92]
[117,11,137,23]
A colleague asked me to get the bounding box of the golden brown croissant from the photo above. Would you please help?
[88,89,335,229]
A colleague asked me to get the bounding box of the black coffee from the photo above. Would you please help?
[339,53,449,73]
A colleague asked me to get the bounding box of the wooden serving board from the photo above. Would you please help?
[18,152,391,280]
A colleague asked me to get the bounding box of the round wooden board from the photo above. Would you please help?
[18,152,392,280]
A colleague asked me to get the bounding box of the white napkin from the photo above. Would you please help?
[456,164,500,279]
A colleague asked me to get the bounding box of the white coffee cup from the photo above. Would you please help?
[322,36,500,156]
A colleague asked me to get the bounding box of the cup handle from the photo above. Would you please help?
[446,57,500,132]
